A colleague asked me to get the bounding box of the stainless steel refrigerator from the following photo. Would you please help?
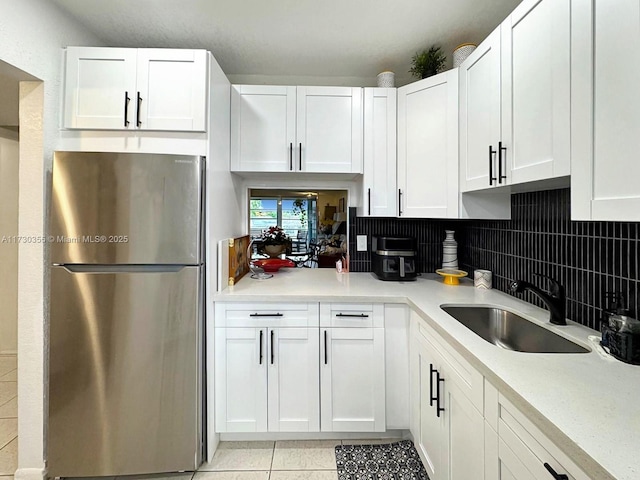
[48,151,205,477]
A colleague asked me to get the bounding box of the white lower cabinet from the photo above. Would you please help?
[214,302,320,433]
[215,302,387,434]
[410,312,484,480]
[320,303,386,432]
[410,314,595,480]
[215,326,319,433]
[268,327,320,432]
[493,393,589,480]
[214,327,268,432]
[412,331,445,479]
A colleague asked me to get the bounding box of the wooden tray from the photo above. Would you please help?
[228,235,250,286]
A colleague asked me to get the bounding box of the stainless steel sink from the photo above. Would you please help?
[441,306,590,354]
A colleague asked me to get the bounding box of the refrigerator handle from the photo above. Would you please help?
[57,265,187,273]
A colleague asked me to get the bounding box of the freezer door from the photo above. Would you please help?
[48,266,201,477]
[50,152,202,264]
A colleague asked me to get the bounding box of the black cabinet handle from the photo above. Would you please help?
[429,364,437,407]
[136,92,142,127]
[436,371,445,417]
[324,330,328,365]
[250,313,284,317]
[544,463,568,480]
[336,313,369,318]
[489,145,497,186]
[299,143,302,170]
[259,330,263,364]
[368,188,371,216]
[289,143,293,171]
[398,189,403,216]
[270,330,274,365]
[124,91,130,127]
[498,141,507,183]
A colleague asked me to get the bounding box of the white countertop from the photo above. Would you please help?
[215,269,640,480]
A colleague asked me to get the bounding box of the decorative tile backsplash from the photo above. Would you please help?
[349,189,640,331]
[347,208,465,275]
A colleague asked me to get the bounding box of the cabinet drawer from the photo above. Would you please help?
[498,394,589,480]
[320,303,384,328]
[412,314,484,413]
[214,302,319,327]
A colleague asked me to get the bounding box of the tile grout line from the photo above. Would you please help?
[269,441,275,477]
[0,394,17,409]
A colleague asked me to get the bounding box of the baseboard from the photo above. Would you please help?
[219,430,409,442]
[14,467,46,480]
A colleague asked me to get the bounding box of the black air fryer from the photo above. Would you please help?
[371,236,418,281]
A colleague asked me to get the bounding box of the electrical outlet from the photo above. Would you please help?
[356,235,368,252]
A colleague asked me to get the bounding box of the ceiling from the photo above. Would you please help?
[50,0,521,86]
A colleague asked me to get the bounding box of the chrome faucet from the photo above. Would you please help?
[509,275,567,326]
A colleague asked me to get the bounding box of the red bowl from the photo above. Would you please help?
[253,258,296,273]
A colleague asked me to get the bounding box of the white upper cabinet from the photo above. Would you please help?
[501,0,570,185]
[571,0,640,221]
[461,0,570,192]
[398,69,459,218]
[136,49,208,131]
[459,28,502,192]
[297,86,363,173]
[230,85,363,174]
[63,47,207,132]
[231,85,296,172]
[64,48,138,130]
[361,88,397,217]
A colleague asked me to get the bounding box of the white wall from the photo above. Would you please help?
[0,129,19,354]
[205,53,244,460]
[0,1,103,478]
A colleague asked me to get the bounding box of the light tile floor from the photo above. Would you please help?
[0,354,17,480]
[196,439,403,480]
[0,362,400,480]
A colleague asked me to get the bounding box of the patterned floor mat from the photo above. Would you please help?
[335,439,429,480]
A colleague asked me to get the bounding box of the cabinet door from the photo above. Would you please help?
[572,0,640,220]
[63,47,137,129]
[498,439,536,480]
[320,327,385,432]
[362,88,397,217]
[214,328,268,432]
[459,28,503,192]
[136,49,208,131]
[497,394,587,480]
[412,337,445,480]
[501,0,570,185]
[397,70,458,218]
[231,85,297,172]
[296,87,363,173]
[267,327,319,432]
[445,378,485,480]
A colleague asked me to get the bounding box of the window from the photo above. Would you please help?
[248,189,348,251]
[250,197,315,243]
